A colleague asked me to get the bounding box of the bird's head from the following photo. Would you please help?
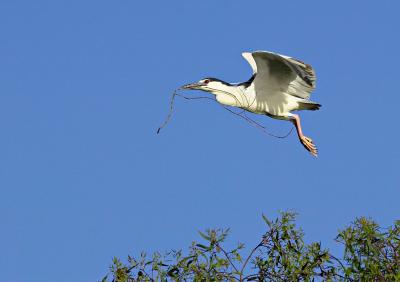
[181,78,231,95]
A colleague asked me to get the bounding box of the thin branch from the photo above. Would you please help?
[329,254,354,281]
[239,241,263,282]
[222,106,294,139]
[216,243,239,273]
[172,91,294,139]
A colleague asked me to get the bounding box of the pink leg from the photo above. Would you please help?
[290,114,318,157]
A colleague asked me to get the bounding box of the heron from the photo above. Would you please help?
[182,51,320,156]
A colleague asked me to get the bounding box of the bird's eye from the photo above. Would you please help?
[203,79,210,84]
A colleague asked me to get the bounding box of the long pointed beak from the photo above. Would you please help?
[180,82,205,90]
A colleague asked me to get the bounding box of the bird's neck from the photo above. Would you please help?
[211,85,243,107]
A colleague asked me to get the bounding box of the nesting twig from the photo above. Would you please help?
[156,89,179,134]
[157,89,293,139]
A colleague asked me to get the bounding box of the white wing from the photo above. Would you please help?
[242,51,316,99]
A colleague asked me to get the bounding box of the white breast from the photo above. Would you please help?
[214,84,301,117]
[242,84,301,116]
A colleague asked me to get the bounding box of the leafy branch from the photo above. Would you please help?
[102,212,400,282]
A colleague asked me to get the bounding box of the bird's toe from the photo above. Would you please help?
[300,136,318,157]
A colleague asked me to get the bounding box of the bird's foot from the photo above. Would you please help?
[300,135,318,157]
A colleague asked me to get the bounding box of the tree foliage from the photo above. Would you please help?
[336,217,400,281]
[102,212,399,281]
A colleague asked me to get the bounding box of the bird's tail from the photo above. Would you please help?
[298,101,321,111]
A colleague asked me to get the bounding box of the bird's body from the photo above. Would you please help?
[182,51,320,156]
[211,81,307,116]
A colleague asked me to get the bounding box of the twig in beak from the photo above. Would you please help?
[156,89,179,134]
[157,88,294,140]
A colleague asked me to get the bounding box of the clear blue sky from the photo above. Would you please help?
[1,1,399,281]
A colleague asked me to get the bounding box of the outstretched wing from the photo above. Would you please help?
[242,51,316,99]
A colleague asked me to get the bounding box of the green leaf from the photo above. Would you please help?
[167,267,179,277]
[262,214,272,227]
[198,231,211,241]
[196,244,210,251]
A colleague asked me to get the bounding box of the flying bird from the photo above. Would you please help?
[182,51,320,156]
